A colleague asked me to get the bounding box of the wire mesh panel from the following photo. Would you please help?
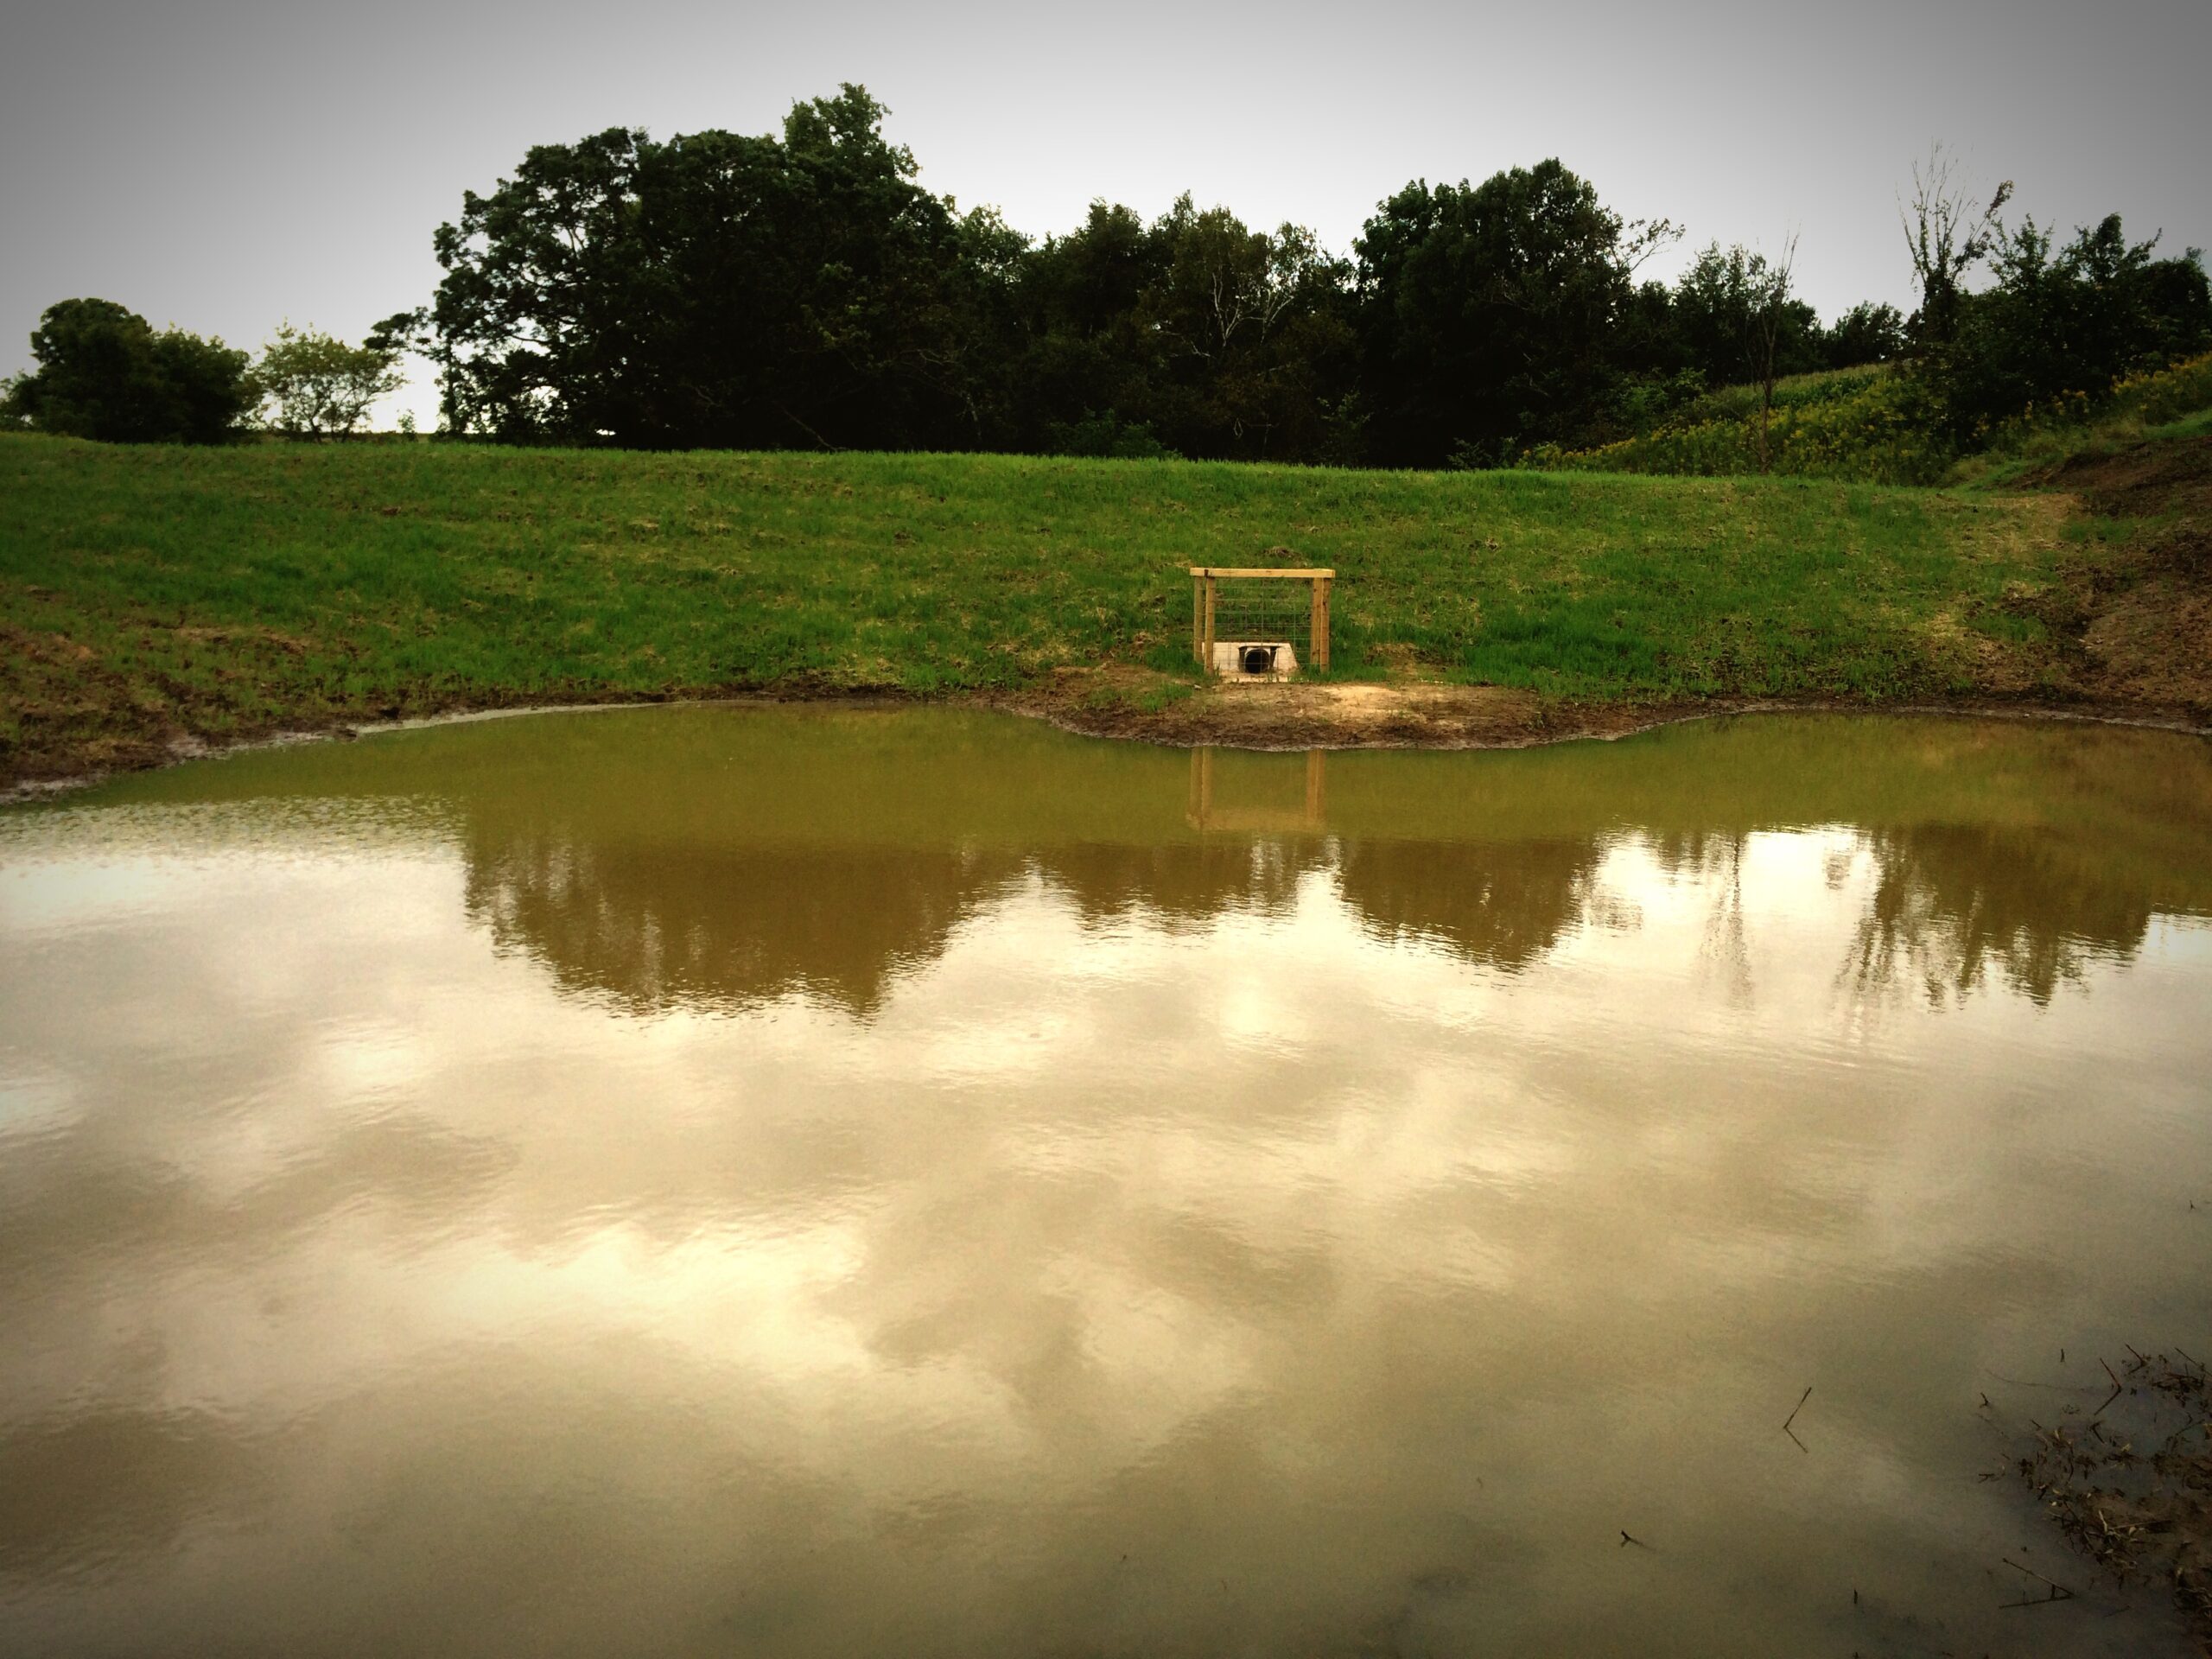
[1188,566,1333,674]
[1212,579,1311,642]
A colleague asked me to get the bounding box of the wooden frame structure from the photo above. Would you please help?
[1185,747,1328,834]
[1189,566,1333,673]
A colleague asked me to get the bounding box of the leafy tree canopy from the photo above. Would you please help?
[327,99,2209,468]
[1003,195,1360,461]
[252,324,404,438]
[1670,243,1823,388]
[381,86,988,448]
[1932,215,2212,437]
[1353,161,1677,466]
[4,298,252,443]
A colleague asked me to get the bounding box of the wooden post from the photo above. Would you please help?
[1185,565,1332,677]
[1304,748,1325,823]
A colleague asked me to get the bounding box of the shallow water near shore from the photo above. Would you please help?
[3,706,2209,1657]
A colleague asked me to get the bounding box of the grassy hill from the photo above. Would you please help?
[1529,352,2212,486]
[1,426,2203,785]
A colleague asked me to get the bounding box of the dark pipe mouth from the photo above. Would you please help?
[1240,645,1276,673]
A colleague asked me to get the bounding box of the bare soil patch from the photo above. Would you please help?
[2007,436,2212,716]
[2030,433,2212,518]
[999,670,1687,752]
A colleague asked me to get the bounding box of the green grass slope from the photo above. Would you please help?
[1,432,2069,782]
[1529,352,2212,487]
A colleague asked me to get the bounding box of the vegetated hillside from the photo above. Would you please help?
[1529,352,2212,486]
[0,429,2198,786]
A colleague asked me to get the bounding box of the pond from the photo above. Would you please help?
[3,707,2209,1657]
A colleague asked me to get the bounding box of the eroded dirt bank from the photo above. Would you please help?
[2012,434,2212,711]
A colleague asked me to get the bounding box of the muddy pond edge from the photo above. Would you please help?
[6,681,2208,806]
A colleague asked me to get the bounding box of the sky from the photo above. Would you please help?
[3,0,2207,428]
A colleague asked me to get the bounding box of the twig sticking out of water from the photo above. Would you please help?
[1783,1385,1813,1430]
[1619,1530,1654,1551]
[1783,1385,1812,1452]
[1998,1556,2076,1609]
[2094,1358,2124,1420]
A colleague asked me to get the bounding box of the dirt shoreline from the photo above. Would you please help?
[4,677,2206,804]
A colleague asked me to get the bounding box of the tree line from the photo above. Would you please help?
[2,303,404,444]
[8,87,2208,465]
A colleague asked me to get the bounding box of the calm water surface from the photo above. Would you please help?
[3,708,2209,1657]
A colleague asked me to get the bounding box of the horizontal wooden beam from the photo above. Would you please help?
[1185,567,1335,579]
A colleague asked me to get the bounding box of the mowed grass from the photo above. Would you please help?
[0,432,2064,776]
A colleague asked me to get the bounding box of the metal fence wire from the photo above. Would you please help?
[1189,565,1335,672]
[1211,580,1311,641]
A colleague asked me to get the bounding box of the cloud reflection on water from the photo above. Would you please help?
[1,709,2209,1658]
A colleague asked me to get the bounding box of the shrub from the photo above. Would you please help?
[7,298,253,443]
[1526,368,1955,485]
[2112,350,2212,426]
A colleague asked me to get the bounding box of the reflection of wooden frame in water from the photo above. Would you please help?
[1189,566,1333,673]
[1185,747,1329,834]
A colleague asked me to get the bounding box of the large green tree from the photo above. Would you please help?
[1821,302,1905,369]
[970,194,1357,462]
[4,298,252,443]
[1353,161,1671,466]
[381,87,991,448]
[1001,202,1173,454]
[1138,200,1362,461]
[1669,243,1822,391]
[1935,214,2211,439]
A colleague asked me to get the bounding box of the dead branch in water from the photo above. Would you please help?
[1997,1556,2076,1609]
[1783,1383,1813,1453]
[2010,1346,2212,1643]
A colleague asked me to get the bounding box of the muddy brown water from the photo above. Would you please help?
[3,707,2209,1658]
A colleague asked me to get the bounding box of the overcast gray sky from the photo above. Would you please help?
[3,0,2206,428]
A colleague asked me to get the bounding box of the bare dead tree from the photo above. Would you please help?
[1256,224,1321,338]
[1620,216,1684,275]
[1898,143,2012,348]
[1744,233,1800,474]
[1207,262,1252,356]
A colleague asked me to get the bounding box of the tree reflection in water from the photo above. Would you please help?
[418,714,2212,1018]
[1332,839,1605,975]
[1844,823,2158,1007]
[4,707,2210,1659]
[463,835,1033,1017]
